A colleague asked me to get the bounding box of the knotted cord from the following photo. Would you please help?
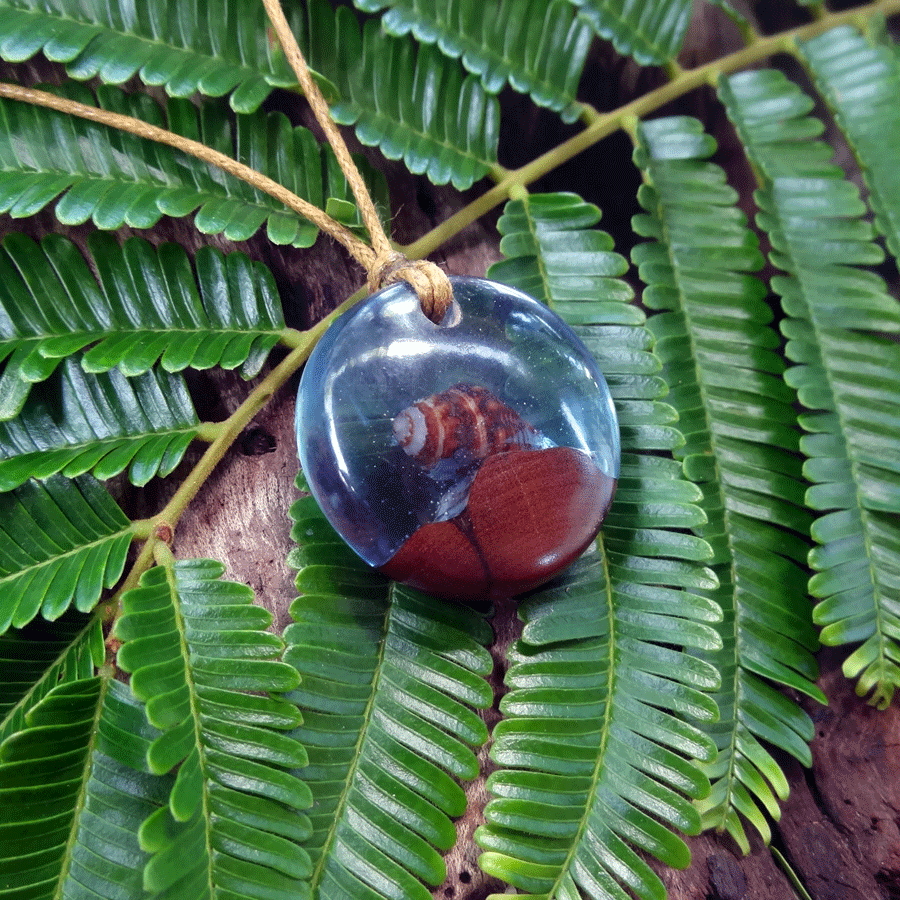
[261,0,453,323]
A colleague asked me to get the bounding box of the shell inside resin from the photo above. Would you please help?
[390,383,550,523]
[392,383,542,468]
[381,383,616,598]
[295,276,621,601]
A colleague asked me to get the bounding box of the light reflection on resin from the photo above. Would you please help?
[296,277,620,599]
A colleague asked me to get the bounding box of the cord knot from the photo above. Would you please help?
[368,252,453,325]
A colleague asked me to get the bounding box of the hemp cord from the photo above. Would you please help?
[0,83,376,269]
[261,0,453,324]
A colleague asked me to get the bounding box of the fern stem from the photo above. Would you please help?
[771,846,815,900]
[106,292,359,616]
[156,343,310,519]
[279,327,308,350]
[156,292,358,523]
[194,422,222,443]
[262,0,390,261]
[399,0,900,261]
[544,530,618,899]
[0,83,376,270]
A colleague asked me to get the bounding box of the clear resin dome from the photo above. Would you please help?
[296,277,620,599]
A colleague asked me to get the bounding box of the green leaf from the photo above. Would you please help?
[569,0,692,66]
[353,0,593,122]
[114,558,312,899]
[0,358,200,491]
[478,557,719,900]
[0,2,494,191]
[285,490,493,899]
[311,1,499,189]
[0,81,388,249]
[479,192,720,898]
[0,609,102,741]
[633,114,827,852]
[0,676,173,899]
[799,25,900,259]
[0,0,309,113]
[0,232,285,420]
[0,475,132,631]
[720,68,900,711]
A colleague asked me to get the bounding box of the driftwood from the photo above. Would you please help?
[5,4,900,895]
[162,177,900,900]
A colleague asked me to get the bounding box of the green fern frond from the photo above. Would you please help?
[311,0,499,189]
[285,491,493,899]
[0,358,200,491]
[568,0,691,66]
[0,232,285,420]
[631,115,826,852]
[64,680,174,900]
[0,676,173,899]
[352,0,592,122]
[0,0,308,113]
[114,558,312,899]
[479,556,720,900]
[719,67,900,710]
[0,609,102,740]
[0,475,131,631]
[476,192,720,899]
[799,25,900,259]
[0,82,386,248]
[2,1,498,191]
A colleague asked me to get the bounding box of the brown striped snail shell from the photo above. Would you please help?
[391,383,542,469]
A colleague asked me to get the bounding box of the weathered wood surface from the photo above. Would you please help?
[163,374,900,900]
[4,2,900,897]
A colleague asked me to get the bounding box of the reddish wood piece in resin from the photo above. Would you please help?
[379,446,616,599]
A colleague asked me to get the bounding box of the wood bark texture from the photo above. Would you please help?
[4,3,900,896]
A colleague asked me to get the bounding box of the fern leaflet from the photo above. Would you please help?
[719,67,900,710]
[286,485,493,899]
[800,24,900,259]
[0,475,132,631]
[0,676,173,898]
[0,609,102,739]
[632,114,826,851]
[115,558,312,899]
[353,0,592,122]
[569,0,691,66]
[478,192,720,899]
[0,358,200,491]
[309,0,499,189]
[0,82,387,250]
[0,232,286,420]
[0,0,306,112]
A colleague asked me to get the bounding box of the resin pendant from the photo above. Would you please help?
[296,277,620,600]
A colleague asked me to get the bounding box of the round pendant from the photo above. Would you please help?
[296,277,620,600]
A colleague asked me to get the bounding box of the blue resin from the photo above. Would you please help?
[296,277,620,569]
